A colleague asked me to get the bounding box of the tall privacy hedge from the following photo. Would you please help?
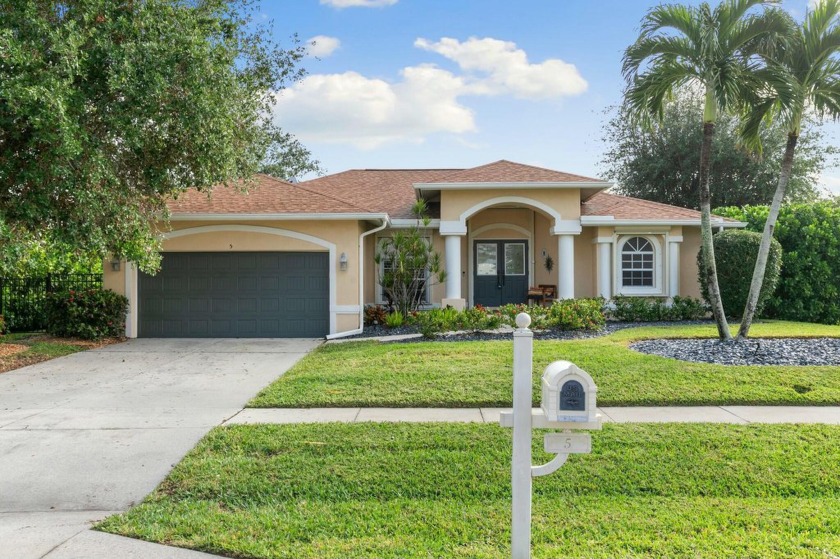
[715,202,840,324]
[697,230,782,319]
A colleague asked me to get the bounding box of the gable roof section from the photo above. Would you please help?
[167,174,373,216]
[301,169,458,219]
[582,192,739,223]
[427,160,604,184]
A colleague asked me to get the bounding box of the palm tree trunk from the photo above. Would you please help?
[699,121,732,340]
[738,133,798,339]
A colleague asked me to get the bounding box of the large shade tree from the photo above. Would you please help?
[622,0,790,340]
[737,0,840,338]
[600,89,829,209]
[0,0,317,272]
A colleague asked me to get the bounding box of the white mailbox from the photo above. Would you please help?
[541,360,598,423]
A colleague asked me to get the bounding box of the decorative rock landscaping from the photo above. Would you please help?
[631,337,840,366]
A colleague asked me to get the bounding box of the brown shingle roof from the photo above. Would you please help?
[426,160,605,183]
[301,169,460,219]
[167,174,372,215]
[583,192,736,221]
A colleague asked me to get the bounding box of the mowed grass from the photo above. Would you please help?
[98,422,840,559]
[250,321,840,408]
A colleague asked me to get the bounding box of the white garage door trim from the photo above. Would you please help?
[125,225,338,338]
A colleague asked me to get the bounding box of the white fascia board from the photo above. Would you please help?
[389,218,441,229]
[414,181,613,190]
[580,216,746,228]
[169,212,390,221]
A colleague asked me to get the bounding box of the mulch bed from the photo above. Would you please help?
[0,334,123,374]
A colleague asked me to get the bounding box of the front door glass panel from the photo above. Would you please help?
[505,243,526,275]
[476,243,498,276]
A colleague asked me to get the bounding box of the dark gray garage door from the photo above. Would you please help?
[138,252,329,338]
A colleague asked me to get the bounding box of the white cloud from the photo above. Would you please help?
[273,36,587,148]
[273,68,474,149]
[415,37,588,99]
[306,35,340,58]
[320,0,397,7]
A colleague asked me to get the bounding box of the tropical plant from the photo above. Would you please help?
[737,0,840,337]
[375,200,446,316]
[621,0,790,340]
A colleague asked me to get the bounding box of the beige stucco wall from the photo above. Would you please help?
[440,188,581,222]
[680,226,702,299]
[103,260,126,296]
[162,220,361,307]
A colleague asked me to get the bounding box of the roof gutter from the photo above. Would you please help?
[325,215,391,340]
[169,213,389,221]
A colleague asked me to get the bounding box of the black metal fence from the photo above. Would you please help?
[0,274,103,332]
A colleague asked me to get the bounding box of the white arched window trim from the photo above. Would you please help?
[615,235,664,296]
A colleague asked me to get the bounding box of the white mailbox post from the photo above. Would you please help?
[500,313,601,559]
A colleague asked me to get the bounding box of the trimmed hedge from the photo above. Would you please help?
[697,229,782,319]
[45,288,128,339]
[609,295,707,322]
[716,203,840,324]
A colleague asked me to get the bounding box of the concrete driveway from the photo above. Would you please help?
[0,338,320,559]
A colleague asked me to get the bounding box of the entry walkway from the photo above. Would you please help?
[227,406,840,425]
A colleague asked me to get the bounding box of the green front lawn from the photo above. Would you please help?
[98,422,840,559]
[250,321,840,408]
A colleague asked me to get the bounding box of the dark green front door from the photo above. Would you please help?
[138,252,329,338]
[473,240,529,307]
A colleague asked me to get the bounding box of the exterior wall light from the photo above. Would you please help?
[111,258,121,272]
[339,252,348,271]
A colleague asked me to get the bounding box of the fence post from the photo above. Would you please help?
[511,312,533,559]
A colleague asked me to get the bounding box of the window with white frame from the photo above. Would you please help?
[618,235,662,294]
[376,236,430,306]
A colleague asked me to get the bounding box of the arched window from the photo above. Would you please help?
[621,236,655,288]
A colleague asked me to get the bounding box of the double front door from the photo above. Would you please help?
[473,240,529,307]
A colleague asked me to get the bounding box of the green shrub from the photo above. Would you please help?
[45,288,128,339]
[363,305,387,326]
[717,203,840,324]
[546,298,606,330]
[416,307,461,338]
[697,229,782,319]
[610,296,667,322]
[668,296,708,320]
[384,311,404,328]
[609,295,707,322]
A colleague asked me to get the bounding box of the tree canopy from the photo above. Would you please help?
[0,0,317,272]
[599,89,831,209]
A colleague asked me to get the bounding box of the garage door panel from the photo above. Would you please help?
[139,252,328,338]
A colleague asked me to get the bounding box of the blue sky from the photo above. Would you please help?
[265,0,840,194]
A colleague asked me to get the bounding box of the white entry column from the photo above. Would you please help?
[557,235,575,299]
[596,239,612,300]
[668,236,682,300]
[443,234,465,310]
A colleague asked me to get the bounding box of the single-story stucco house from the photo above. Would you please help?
[103,160,743,339]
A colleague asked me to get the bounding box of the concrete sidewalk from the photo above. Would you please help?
[227,406,840,425]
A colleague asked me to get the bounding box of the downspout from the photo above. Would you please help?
[325,216,390,340]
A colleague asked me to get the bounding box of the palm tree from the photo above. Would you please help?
[738,0,840,338]
[622,0,790,340]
